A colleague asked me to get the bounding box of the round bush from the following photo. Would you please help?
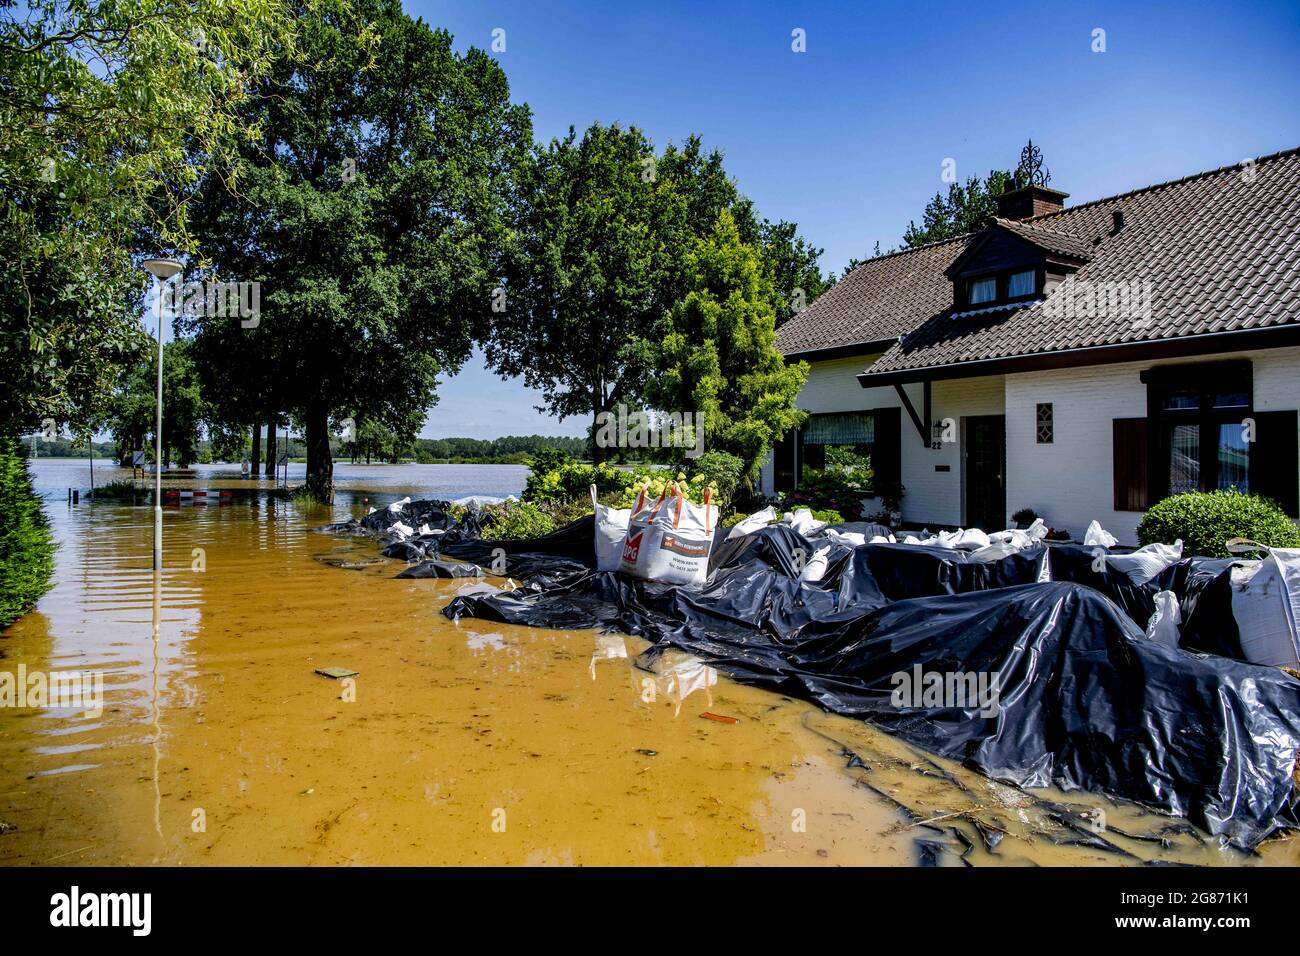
[1136,489,1300,558]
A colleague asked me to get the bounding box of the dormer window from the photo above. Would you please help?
[969,276,997,305]
[1008,269,1036,298]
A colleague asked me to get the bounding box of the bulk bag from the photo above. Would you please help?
[591,485,630,572]
[1230,547,1300,667]
[634,485,714,587]
[619,487,671,577]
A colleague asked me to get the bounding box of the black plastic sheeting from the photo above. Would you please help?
[327,501,1300,848]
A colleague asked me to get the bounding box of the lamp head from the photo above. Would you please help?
[141,258,184,280]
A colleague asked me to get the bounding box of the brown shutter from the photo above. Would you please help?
[1113,417,1149,511]
[871,407,902,490]
[774,430,796,493]
[1252,410,1299,517]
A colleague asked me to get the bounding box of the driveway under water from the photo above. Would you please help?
[0,460,1294,866]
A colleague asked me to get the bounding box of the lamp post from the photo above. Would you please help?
[141,259,184,571]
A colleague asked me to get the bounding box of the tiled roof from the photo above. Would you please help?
[776,148,1300,379]
[988,217,1094,262]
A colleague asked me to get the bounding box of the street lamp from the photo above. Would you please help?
[141,258,183,571]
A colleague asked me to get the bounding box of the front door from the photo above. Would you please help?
[964,415,1006,531]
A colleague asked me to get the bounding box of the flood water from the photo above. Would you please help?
[1,459,1295,866]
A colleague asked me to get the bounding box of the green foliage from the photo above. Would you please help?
[648,211,809,488]
[0,439,56,630]
[1011,507,1039,529]
[783,467,866,520]
[1136,490,1300,558]
[413,436,587,464]
[902,169,1014,248]
[90,479,142,502]
[105,339,207,466]
[523,450,633,504]
[481,501,556,540]
[824,445,874,489]
[721,512,752,529]
[809,509,845,525]
[688,450,745,507]
[185,0,533,496]
[1,0,292,437]
[616,469,720,510]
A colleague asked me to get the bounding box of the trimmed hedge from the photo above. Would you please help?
[0,438,56,630]
[1136,489,1300,559]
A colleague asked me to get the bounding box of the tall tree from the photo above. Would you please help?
[902,169,1014,247]
[647,211,808,486]
[485,127,826,461]
[185,0,533,496]
[484,123,661,463]
[0,0,290,439]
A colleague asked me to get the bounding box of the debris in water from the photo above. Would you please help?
[315,667,358,679]
[701,712,740,725]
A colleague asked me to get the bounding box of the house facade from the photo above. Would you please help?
[762,148,1300,543]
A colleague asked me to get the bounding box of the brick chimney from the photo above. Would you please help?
[997,140,1067,220]
[996,183,1069,220]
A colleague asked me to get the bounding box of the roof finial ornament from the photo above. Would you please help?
[1016,139,1051,188]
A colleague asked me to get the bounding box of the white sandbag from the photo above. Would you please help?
[451,494,507,508]
[1145,590,1182,648]
[631,486,715,587]
[590,484,631,572]
[948,528,991,549]
[1083,520,1118,548]
[783,508,827,536]
[1230,548,1300,667]
[799,545,834,582]
[388,495,411,513]
[826,528,868,547]
[725,505,777,540]
[1107,540,1183,584]
[870,534,894,544]
[390,521,414,539]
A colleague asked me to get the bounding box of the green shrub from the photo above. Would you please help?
[809,508,844,525]
[90,479,141,502]
[1136,489,1300,558]
[480,501,556,539]
[0,439,56,630]
[824,445,874,489]
[781,467,865,520]
[721,512,750,529]
[523,449,632,504]
[689,450,744,508]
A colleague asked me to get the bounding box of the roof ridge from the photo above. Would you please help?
[842,233,969,273]
[1024,145,1300,224]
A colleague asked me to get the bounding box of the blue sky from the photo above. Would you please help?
[415,0,1300,438]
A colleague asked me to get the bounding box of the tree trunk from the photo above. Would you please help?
[304,402,333,500]
[264,414,277,477]
[250,422,262,473]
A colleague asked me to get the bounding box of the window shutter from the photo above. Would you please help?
[1252,410,1299,517]
[872,407,902,491]
[1113,417,1149,511]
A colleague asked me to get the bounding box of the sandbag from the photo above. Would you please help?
[635,486,714,587]
[590,484,630,573]
[1231,548,1300,667]
[725,505,777,540]
[1108,540,1183,583]
[619,487,670,578]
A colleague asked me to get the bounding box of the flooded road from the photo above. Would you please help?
[1,460,1295,866]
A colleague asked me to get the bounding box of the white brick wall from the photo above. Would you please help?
[1005,346,1300,544]
[763,354,1005,526]
[768,345,1300,542]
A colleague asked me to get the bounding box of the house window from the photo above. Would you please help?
[1149,363,1254,497]
[1036,403,1053,443]
[1008,270,1036,298]
[797,409,901,500]
[969,277,997,305]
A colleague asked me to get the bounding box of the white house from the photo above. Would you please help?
[763,147,1300,544]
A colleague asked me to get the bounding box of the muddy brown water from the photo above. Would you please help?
[0,460,1295,866]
